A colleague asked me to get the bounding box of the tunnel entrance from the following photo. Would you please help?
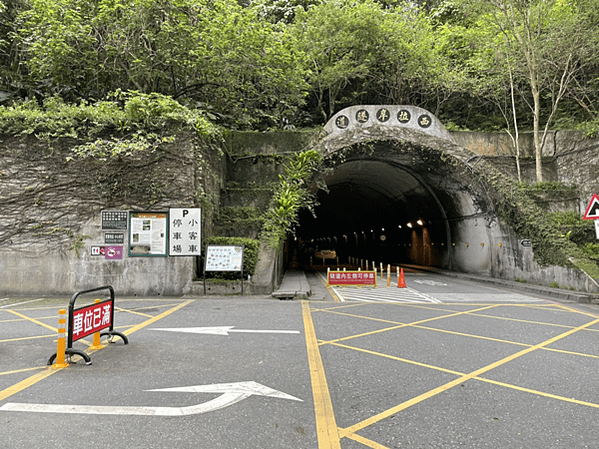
[290,105,497,275]
[296,158,450,268]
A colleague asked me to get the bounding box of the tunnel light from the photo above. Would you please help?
[381,228,385,232]
[398,225,402,229]
[417,219,424,226]
[407,223,413,228]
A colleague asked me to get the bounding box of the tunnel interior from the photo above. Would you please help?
[295,158,453,268]
[291,137,493,273]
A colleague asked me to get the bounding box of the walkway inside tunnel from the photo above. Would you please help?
[294,158,453,269]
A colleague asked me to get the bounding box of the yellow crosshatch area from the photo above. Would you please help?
[0,297,192,402]
[4,295,599,447]
[302,301,599,449]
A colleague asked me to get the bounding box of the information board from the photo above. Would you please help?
[205,245,244,271]
[129,212,168,257]
[169,208,201,256]
[101,210,128,230]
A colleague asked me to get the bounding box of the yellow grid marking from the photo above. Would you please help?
[317,304,500,346]
[337,315,599,440]
[0,316,56,324]
[0,299,193,402]
[6,310,57,333]
[114,307,153,318]
[0,334,55,344]
[346,432,390,448]
[0,367,48,376]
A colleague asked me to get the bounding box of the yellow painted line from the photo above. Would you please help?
[330,342,464,376]
[409,324,531,348]
[0,315,57,324]
[0,368,61,402]
[0,299,194,402]
[114,307,153,318]
[311,303,372,313]
[479,377,599,409]
[554,302,599,319]
[466,311,593,330]
[318,304,500,346]
[314,271,341,303]
[0,334,55,344]
[6,310,57,333]
[332,338,599,406]
[0,366,48,377]
[338,315,599,440]
[122,300,193,336]
[302,301,341,449]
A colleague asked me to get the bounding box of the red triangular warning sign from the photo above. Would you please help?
[583,194,599,220]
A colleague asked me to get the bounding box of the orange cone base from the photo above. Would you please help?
[397,268,406,288]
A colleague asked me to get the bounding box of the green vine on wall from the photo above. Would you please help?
[260,150,322,248]
[0,91,224,255]
[468,159,597,276]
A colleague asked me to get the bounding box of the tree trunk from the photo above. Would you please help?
[531,82,543,183]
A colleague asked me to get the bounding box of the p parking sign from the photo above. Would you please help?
[169,208,201,256]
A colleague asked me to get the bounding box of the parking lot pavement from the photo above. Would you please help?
[3,293,599,448]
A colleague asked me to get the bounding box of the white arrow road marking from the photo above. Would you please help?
[151,326,300,336]
[0,381,302,416]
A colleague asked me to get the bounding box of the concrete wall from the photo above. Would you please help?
[0,133,222,297]
[2,128,599,296]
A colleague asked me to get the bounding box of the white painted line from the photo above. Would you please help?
[0,298,46,309]
[0,381,302,416]
[151,326,300,336]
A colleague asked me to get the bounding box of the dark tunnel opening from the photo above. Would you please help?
[292,159,452,269]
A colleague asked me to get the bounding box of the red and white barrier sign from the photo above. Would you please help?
[327,270,377,286]
[72,300,112,341]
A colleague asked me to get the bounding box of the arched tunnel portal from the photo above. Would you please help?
[293,106,501,275]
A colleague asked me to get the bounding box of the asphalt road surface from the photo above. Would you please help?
[2,271,599,448]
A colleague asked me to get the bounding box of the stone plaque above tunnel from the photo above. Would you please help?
[324,105,454,142]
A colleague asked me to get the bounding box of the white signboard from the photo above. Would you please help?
[169,208,201,256]
[129,212,168,256]
[205,245,244,272]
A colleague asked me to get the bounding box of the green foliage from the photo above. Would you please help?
[292,0,448,121]
[204,236,259,277]
[1,0,598,130]
[11,0,308,129]
[261,150,321,248]
[0,92,219,139]
[548,211,596,247]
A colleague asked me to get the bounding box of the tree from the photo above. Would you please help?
[292,0,446,122]
[14,0,309,128]
[475,0,599,182]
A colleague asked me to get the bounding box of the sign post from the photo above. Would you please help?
[203,245,244,295]
[128,211,168,257]
[327,270,377,287]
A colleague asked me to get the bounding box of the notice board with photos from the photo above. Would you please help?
[128,211,168,257]
[203,245,245,294]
